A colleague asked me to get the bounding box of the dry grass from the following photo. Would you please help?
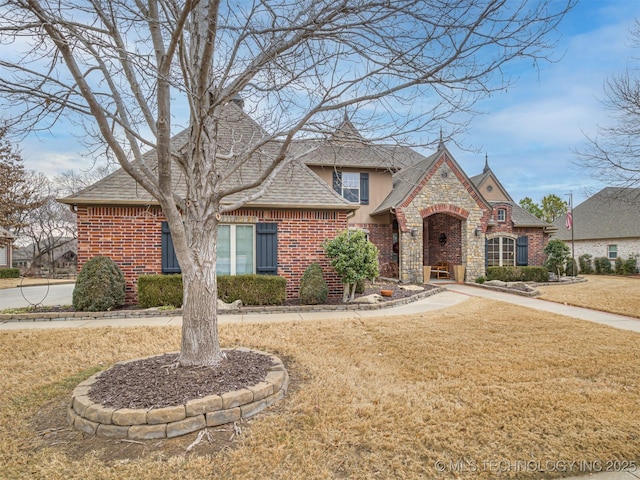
[0,277,75,289]
[2,298,640,479]
[538,275,640,318]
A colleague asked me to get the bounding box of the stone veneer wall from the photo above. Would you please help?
[566,238,640,271]
[68,348,288,440]
[76,205,348,303]
[395,155,488,283]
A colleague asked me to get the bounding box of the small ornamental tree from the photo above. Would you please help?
[543,239,570,278]
[323,230,379,303]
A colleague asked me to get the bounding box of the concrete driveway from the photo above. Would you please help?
[0,283,75,309]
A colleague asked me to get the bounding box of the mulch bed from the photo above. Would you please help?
[88,351,276,409]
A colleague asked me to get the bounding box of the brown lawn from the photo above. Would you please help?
[537,275,640,318]
[1,297,639,479]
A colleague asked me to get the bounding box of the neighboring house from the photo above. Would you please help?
[552,187,640,270]
[12,237,78,275]
[59,103,554,303]
[0,226,15,269]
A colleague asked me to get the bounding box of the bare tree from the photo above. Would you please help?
[0,0,573,366]
[576,20,640,190]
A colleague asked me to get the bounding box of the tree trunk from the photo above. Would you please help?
[178,265,222,366]
[177,218,223,367]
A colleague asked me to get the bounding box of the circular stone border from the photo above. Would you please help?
[68,348,289,440]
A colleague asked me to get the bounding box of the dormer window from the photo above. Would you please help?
[497,208,506,222]
[333,171,369,205]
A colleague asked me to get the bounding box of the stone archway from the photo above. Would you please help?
[420,204,469,281]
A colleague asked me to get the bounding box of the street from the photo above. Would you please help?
[0,283,75,309]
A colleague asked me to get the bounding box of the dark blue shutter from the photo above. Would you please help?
[161,221,181,273]
[360,172,369,205]
[516,236,529,266]
[332,171,342,194]
[256,222,278,275]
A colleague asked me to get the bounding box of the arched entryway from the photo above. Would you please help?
[423,213,464,278]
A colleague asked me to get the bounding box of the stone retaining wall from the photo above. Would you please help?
[68,348,289,440]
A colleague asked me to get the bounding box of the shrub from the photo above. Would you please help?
[565,257,578,276]
[594,257,613,275]
[135,274,287,307]
[138,274,183,308]
[0,268,19,279]
[218,274,286,305]
[475,276,486,284]
[544,239,570,276]
[578,254,593,274]
[73,256,125,312]
[299,263,328,305]
[622,257,638,276]
[614,257,624,275]
[323,229,379,302]
[486,266,549,283]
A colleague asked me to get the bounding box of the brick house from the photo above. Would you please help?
[59,104,552,302]
[552,187,640,271]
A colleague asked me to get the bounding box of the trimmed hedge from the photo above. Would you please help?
[0,268,19,279]
[138,274,183,308]
[218,274,286,306]
[299,263,328,305]
[594,257,613,275]
[137,273,287,308]
[486,266,549,283]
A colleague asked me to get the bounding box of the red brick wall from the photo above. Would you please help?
[75,205,348,304]
[425,214,463,270]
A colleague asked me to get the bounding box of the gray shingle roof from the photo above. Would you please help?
[553,187,640,240]
[371,150,441,215]
[60,103,354,210]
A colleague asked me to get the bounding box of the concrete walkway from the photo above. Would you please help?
[1,283,639,479]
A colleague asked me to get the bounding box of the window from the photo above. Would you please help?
[216,225,255,275]
[487,237,515,267]
[333,172,369,205]
[0,245,6,266]
[162,222,277,276]
[497,208,506,222]
[608,245,617,260]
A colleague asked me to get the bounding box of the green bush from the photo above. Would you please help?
[299,263,328,305]
[136,273,287,307]
[594,257,613,275]
[0,268,19,279]
[486,266,549,283]
[614,257,624,275]
[73,256,126,312]
[218,274,286,305]
[622,257,638,276]
[138,274,183,308]
[578,254,593,274]
[544,239,570,276]
[565,257,578,276]
[475,276,486,284]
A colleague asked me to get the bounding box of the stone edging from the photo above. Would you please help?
[68,348,288,440]
[466,276,588,297]
[2,286,446,323]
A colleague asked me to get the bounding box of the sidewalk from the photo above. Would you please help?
[1,283,638,335]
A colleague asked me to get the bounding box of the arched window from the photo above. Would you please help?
[487,237,515,267]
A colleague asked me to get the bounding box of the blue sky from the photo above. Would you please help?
[16,0,640,207]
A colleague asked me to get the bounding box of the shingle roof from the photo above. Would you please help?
[492,202,551,228]
[552,187,640,240]
[60,103,354,210]
[371,150,441,215]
